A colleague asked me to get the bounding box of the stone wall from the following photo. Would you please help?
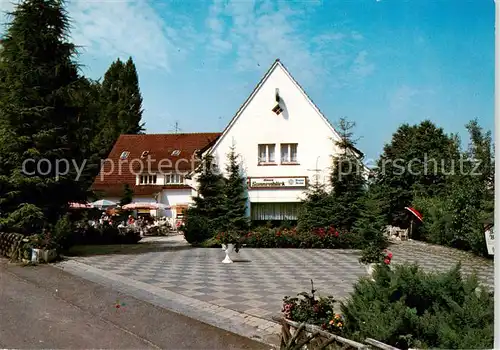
[0,232,24,259]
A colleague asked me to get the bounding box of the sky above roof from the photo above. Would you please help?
[0,0,494,161]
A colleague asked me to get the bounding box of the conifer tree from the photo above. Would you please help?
[119,58,144,134]
[97,57,144,157]
[0,0,87,227]
[353,188,388,249]
[222,145,248,232]
[182,153,226,243]
[297,170,332,232]
[119,184,134,206]
[329,118,366,230]
[191,154,226,223]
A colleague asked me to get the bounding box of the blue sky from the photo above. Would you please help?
[0,0,494,160]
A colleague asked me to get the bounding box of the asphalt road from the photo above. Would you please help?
[0,258,271,349]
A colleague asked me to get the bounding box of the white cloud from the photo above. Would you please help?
[67,0,193,72]
[204,0,374,87]
[389,85,435,111]
[351,50,375,79]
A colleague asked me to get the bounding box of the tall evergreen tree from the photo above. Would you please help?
[0,0,87,228]
[119,184,134,206]
[297,170,332,232]
[191,154,226,222]
[97,57,144,157]
[328,118,366,230]
[74,77,103,193]
[119,58,144,134]
[372,120,461,226]
[222,145,248,232]
[182,154,226,243]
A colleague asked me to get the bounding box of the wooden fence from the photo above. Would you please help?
[272,317,400,350]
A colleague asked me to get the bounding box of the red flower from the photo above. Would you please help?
[384,258,391,265]
[387,252,393,259]
[277,231,281,236]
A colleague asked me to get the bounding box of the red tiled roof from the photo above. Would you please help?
[92,132,221,197]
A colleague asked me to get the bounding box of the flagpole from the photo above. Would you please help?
[494,0,500,348]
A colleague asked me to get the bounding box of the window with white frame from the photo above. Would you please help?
[139,174,157,185]
[258,144,276,163]
[280,143,298,163]
[165,173,184,184]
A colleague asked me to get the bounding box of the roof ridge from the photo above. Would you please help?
[119,132,221,137]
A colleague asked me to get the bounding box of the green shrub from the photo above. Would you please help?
[181,213,214,244]
[53,215,74,251]
[241,226,364,249]
[340,263,493,349]
[413,195,489,256]
[0,203,45,235]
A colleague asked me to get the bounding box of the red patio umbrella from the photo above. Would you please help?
[405,207,423,222]
[405,206,423,239]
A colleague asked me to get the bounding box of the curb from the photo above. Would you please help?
[55,259,280,347]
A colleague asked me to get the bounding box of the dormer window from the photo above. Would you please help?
[165,173,184,185]
[141,151,149,158]
[139,174,157,185]
[272,104,283,115]
[171,150,181,156]
[120,151,129,160]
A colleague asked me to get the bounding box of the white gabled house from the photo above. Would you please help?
[200,59,366,223]
[93,59,367,223]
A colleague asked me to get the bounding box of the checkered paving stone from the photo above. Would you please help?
[73,240,493,322]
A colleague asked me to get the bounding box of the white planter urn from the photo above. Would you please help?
[221,243,235,263]
[41,249,57,263]
[365,263,377,281]
[31,248,41,263]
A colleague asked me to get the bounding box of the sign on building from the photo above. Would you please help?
[248,177,307,189]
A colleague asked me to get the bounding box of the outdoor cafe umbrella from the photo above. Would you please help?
[405,206,423,239]
[68,202,93,209]
[91,199,117,210]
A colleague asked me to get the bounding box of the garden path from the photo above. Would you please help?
[68,237,493,324]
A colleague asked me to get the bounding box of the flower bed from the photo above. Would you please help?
[282,281,345,335]
[230,226,363,249]
[278,281,396,349]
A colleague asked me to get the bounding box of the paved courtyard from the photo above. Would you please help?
[69,236,494,323]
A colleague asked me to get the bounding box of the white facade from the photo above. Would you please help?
[98,59,365,222]
[204,59,354,221]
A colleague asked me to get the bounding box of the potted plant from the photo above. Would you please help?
[31,230,58,263]
[215,231,245,263]
[359,244,392,280]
